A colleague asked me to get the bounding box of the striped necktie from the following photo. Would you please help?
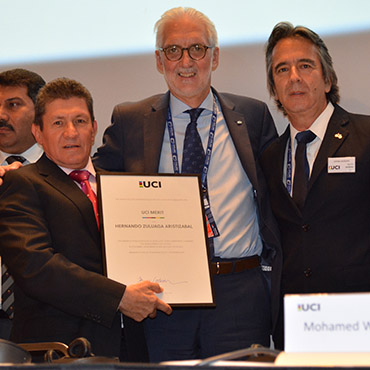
[1,156,27,318]
[1,265,14,318]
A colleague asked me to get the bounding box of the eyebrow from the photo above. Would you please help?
[51,113,89,120]
[5,97,24,102]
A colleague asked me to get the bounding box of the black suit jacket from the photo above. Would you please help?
[93,88,282,334]
[261,104,370,345]
[0,154,125,357]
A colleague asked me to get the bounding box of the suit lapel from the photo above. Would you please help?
[36,154,98,236]
[276,127,291,191]
[309,105,350,188]
[215,91,260,189]
[264,126,303,215]
[143,92,170,172]
[270,127,297,203]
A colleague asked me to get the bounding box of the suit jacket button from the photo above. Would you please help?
[302,224,310,232]
[304,268,312,277]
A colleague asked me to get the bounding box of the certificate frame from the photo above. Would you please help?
[97,172,215,307]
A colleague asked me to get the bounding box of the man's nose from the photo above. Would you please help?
[289,66,301,82]
[64,122,78,137]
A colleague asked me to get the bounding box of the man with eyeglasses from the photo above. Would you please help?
[94,7,280,361]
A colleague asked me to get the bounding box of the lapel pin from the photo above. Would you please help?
[236,120,243,125]
[334,133,343,139]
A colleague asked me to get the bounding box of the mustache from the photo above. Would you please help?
[0,120,14,131]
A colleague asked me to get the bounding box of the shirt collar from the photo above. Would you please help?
[290,102,335,145]
[59,157,96,177]
[0,143,43,165]
[169,90,214,119]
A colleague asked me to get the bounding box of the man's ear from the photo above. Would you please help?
[155,50,164,75]
[91,120,98,145]
[212,47,219,71]
[32,123,43,145]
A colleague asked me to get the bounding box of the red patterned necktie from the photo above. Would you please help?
[69,170,100,229]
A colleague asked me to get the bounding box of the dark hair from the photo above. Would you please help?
[0,68,45,104]
[265,21,340,114]
[35,78,94,129]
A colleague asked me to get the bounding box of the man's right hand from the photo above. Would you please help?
[0,162,23,185]
[118,281,172,322]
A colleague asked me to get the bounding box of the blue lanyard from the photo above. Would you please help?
[286,137,293,195]
[166,99,218,189]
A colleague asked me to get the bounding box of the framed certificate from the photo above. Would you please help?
[97,173,215,307]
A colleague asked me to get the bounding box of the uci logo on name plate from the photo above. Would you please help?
[328,157,355,173]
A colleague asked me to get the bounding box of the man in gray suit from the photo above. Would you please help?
[94,7,280,361]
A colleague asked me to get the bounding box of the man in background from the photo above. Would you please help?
[0,68,45,181]
[0,68,45,165]
[0,78,171,360]
[94,7,280,361]
[261,22,370,348]
[0,68,45,339]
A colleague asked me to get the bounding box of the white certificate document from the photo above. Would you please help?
[98,173,214,306]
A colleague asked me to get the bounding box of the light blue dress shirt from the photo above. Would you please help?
[0,143,43,166]
[158,91,262,258]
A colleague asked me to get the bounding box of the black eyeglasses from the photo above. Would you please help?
[158,44,213,61]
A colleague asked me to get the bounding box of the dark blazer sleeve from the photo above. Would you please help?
[0,165,125,328]
[217,91,277,157]
[93,93,168,172]
[93,104,127,171]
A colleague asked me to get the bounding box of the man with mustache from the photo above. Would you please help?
[0,69,45,170]
[0,68,45,338]
[261,22,370,349]
[94,7,280,361]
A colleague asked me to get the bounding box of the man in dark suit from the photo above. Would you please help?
[0,78,171,361]
[94,7,280,361]
[0,69,45,339]
[260,22,370,349]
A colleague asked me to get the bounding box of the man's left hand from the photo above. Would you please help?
[0,162,23,185]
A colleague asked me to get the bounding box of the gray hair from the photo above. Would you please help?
[154,7,218,49]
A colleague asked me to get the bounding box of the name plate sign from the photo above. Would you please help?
[284,293,370,352]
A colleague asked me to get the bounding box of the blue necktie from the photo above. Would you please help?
[293,130,316,209]
[181,108,205,174]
